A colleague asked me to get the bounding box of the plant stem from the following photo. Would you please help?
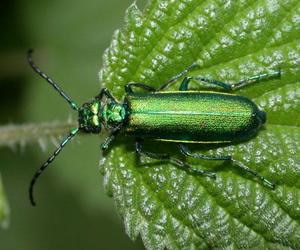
[0,121,77,148]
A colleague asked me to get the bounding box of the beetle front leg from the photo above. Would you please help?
[100,124,123,151]
[125,83,156,94]
[101,135,115,151]
[96,88,118,102]
[179,144,275,189]
[135,141,216,178]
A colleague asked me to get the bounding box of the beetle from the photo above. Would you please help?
[27,50,279,206]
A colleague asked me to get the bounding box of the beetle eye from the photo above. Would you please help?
[91,102,99,114]
[92,115,99,126]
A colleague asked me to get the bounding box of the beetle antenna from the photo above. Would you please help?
[29,128,79,206]
[27,49,79,111]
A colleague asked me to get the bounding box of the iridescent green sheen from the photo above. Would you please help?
[101,102,126,126]
[28,48,278,206]
[124,91,266,143]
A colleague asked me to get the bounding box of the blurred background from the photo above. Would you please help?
[0,0,147,249]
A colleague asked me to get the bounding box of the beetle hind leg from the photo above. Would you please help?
[179,144,275,189]
[135,140,216,178]
[231,159,275,189]
[179,144,230,160]
[178,69,281,91]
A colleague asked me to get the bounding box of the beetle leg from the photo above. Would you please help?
[100,124,123,151]
[179,144,275,189]
[156,63,199,91]
[231,159,275,189]
[179,144,231,160]
[96,88,118,102]
[230,70,281,90]
[101,135,115,151]
[179,77,191,91]
[125,63,200,93]
[180,76,232,91]
[135,141,216,178]
[182,69,281,91]
[125,83,156,94]
[135,140,169,160]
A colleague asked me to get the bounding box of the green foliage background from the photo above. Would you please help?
[0,0,145,249]
[0,0,299,249]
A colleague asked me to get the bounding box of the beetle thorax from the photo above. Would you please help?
[101,102,126,127]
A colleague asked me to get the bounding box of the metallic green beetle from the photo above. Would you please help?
[28,50,279,206]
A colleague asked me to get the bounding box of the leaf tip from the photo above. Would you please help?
[124,2,143,29]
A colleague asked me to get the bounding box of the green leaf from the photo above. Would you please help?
[0,173,9,229]
[99,0,300,249]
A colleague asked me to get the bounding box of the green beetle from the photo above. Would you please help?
[27,50,279,206]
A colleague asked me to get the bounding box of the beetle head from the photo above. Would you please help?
[78,99,102,133]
